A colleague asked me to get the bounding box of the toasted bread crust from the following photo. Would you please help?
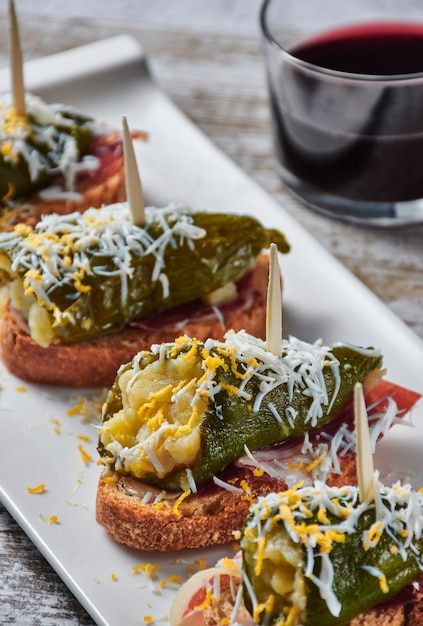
[96,469,288,551]
[0,253,269,387]
[349,606,404,626]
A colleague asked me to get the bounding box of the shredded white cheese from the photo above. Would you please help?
[0,92,101,198]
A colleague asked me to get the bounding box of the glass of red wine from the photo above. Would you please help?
[260,0,423,226]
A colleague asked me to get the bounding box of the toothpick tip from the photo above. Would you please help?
[354,382,375,503]
[122,115,145,227]
[266,242,282,357]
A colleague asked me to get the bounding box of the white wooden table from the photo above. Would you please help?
[1,2,423,624]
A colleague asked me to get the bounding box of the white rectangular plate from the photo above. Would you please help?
[1,35,423,626]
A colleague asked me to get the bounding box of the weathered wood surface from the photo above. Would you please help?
[0,7,423,625]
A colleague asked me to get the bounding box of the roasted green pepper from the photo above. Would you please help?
[99,331,382,491]
[0,202,289,346]
[241,481,423,626]
[0,93,95,201]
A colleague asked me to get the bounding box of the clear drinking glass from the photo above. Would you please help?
[260,0,423,226]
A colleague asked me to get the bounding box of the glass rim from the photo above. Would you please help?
[259,0,423,83]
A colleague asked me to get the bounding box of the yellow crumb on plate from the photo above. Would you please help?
[131,562,159,577]
[39,513,60,524]
[159,574,182,588]
[26,483,46,494]
[78,444,93,465]
[67,390,107,422]
[77,434,92,443]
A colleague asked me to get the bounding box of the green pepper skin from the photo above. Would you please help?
[100,343,382,490]
[7,212,288,344]
[0,110,94,200]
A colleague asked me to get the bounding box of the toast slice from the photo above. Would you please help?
[0,252,269,387]
[96,467,288,552]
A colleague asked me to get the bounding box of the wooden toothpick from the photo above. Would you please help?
[122,115,145,226]
[354,382,375,503]
[266,243,282,357]
[9,0,26,117]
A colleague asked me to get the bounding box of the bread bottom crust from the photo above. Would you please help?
[349,605,404,626]
[95,469,288,552]
[0,253,269,387]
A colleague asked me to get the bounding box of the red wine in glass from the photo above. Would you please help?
[271,22,423,217]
